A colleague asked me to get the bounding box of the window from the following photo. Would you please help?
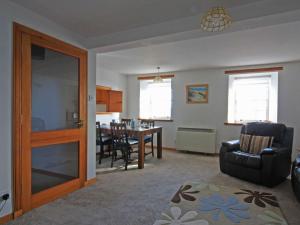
[139,78,172,120]
[227,72,278,123]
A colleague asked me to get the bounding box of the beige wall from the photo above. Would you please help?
[96,55,128,124]
[127,61,300,160]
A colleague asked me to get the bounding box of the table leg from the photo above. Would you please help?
[157,128,162,158]
[138,133,145,169]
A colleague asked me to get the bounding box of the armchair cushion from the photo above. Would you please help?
[248,135,274,154]
[226,151,261,169]
[240,134,252,152]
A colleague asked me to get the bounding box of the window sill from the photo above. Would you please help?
[139,118,173,122]
[224,122,243,126]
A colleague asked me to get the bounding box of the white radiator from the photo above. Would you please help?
[176,127,216,154]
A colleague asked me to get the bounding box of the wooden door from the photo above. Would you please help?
[13,23,87,214]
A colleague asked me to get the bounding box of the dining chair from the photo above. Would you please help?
[96,121,112,164]
[110,122,138,170]
[121,118,139,151]
[140,119,155,157]
[121,118,132,126]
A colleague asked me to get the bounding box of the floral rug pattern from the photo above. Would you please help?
[154,181,288,225]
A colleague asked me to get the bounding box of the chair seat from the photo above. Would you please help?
[96,136,111,145]
[128,138,139,145]
[132,135,152,143]
[113,138,139,146]
[226,151,261,169]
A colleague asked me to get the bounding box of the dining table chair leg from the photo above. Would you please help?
[151,139,154,157]
[157,128,162,158]
[99,145,104,164]
[138,134,145,169]
[111,148,115,168]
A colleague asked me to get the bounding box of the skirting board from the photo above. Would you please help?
[146,145,176,151]
[0,213,13,224]
[84,178,97,187]
[0,179,96,225]
[146,145,219,156]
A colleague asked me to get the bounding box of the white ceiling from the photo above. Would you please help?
[9,0,300,74]
[9,0,300,50]
[9,0,262,38]
[98,21,300,74]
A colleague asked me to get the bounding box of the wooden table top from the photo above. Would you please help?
[100,124,162,133]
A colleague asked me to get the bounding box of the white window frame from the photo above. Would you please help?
[227,72,278,123]
[139,78,173,120]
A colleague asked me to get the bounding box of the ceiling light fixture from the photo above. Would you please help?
[153,66,163,83]
[201,7,232,32]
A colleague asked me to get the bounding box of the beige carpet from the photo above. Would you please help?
[7,150,300,225]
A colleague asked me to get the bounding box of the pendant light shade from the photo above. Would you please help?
[153,67,163,83]
[201,7,232,32]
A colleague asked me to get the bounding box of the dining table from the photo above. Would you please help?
[100,124,163,169]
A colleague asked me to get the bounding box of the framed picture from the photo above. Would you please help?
[186,84,209,104]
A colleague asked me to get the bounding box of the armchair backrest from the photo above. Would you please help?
[241,122,293,150]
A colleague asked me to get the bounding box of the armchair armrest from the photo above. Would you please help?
[222,140,240,151]
[260,147,291,187]
[295,157,300,167]
[260,147,289,156]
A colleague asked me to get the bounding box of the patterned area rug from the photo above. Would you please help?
[154,181,288,225]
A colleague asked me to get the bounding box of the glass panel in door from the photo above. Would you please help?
[31,44,79,131]
[31,142,79,194]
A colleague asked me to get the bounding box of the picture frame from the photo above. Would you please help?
[186,84,209,104]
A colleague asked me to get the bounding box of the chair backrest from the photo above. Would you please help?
[96,121,103,143]
[110,122,129,148]
[140,119,155,127]
[121,118,131,126]
[241,122,294,149]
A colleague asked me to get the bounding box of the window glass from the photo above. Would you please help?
[228,73,278,123]
[139,79,172,120]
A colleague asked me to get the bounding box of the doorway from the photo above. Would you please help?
[13,23,87,215]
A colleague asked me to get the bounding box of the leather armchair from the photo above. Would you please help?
[220,122,294,187]
[292,156,300,201]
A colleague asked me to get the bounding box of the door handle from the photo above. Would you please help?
[76,119,84,128]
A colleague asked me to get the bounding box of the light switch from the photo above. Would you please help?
[88,95,94,101]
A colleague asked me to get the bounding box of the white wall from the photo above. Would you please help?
[96,55,128,124]
[88,50,97,179]
[127,61,300,159]
[0,0,96,217]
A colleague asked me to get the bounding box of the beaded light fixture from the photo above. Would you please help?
[201,7,232,32]
[153,66,163,83]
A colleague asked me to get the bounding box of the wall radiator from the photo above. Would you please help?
[176,127,216,154]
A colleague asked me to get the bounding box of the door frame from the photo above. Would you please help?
[13,23,88,217]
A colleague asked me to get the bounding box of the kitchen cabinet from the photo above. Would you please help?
[96,86,122,113]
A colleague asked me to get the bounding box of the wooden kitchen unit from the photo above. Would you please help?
[96,85,123,114]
